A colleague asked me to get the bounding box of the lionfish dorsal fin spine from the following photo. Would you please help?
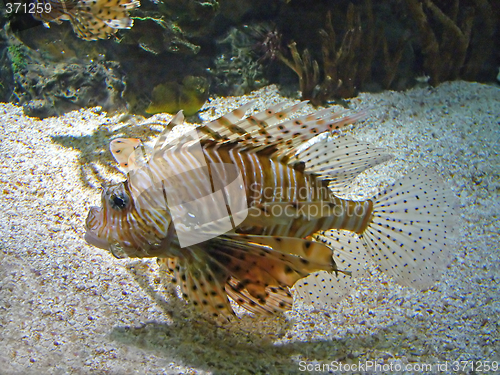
[150,110,185,156]
[236,108,369,159]
[196,100,256,141]
[197,100,304,142]
[197,102,368,162]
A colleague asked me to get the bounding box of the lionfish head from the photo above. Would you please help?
[85,180,172,259]
[85,182,133,253]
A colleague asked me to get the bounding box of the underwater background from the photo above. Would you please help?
[0,0,499,373]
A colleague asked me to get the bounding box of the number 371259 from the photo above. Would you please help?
[6,2,52,14]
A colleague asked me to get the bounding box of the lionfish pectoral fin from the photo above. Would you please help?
[169,250,235,320]
[225,234,335,269]
[206,235,337,315]
[225,277,293,315]
[223,234,356,310]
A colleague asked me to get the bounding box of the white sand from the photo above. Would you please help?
[0,81,498,374]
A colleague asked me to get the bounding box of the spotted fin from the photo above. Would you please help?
[236,109,369,159]
[362,167,459,289]
[294,231,367,308]
[225,277,293,315]
[197,101,257,140]
[198,101,308,141]
[315,230,368,278]
[249,109,367,154]
[293,134,393,191]
[73,0,139,40]
[197,102,367,157]
[173,235,339,317]
[162,250,235,319]
[38,0,141,40]
[211,235,340,310]
[110,138,142,172]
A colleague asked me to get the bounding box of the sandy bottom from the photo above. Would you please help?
[0,81,499,374]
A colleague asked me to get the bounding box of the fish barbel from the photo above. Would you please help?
[33,0,139,40]
[85,101,458,318]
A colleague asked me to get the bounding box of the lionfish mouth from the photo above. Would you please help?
[84,206,110,250]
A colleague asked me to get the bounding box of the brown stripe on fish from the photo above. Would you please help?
[85,100,458,318]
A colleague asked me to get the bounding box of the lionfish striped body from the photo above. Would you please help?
[33,0,139,40]
[85,101,458,318]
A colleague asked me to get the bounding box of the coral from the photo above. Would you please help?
[7,45,28,74]
[268,1,411,105]
[254,0,497,101]
[277,41,320,103]
[1,23,127,118]
[19,59,127,118]
[275,6,366,105]
[122,0,221,57]
[405,0,490,85]
[210,26,269,96]
[156,0,219,37]
[119,16,201,55]
[6,42,127,118]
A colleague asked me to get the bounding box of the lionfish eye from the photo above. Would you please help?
[109,193,129,210]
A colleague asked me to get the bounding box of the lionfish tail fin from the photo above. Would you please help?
[362,167,459,289]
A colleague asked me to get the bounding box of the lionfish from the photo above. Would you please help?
[33,0,139,40]
[85,101,458,318]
